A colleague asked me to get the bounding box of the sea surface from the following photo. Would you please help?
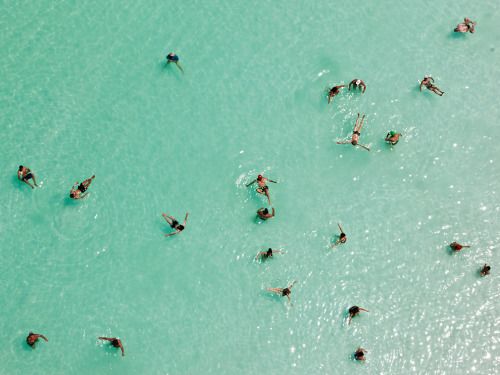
[1,0,499,374]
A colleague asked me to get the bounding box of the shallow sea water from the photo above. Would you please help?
[1,0,499,374]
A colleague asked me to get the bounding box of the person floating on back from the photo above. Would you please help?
[247,174,277,205]
[420,76,444,96]
[331,222,347,248]
[18,165,38,189]
[337,113,370,151]
[257,207,275,220]
[267,281,297,306]
[349,79,366,93]
[454,18,476,33]
[98,337,125,356]
[70,175,95,199]
[348,306,369,325]
[164,51,184,75]
[385,131,402,145]
[26,332,48,349]
[478,264,490,276]
[355,348,367,361]
[255,248,283,260]
[163,212,189,237]
[450,242,470,252]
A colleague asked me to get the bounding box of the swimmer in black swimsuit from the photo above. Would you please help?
[385,131,402,146]
[257,207,275,220]
[331,222,347,248]
[328,85,347,103]
[98,337,125,356]
[348,306,369,325]
[247,174,277,204]
[255,248,284,260]
[18,165,38,189]
[478,264,490,276]
[162,212,189,237]
[354,348,367,361]
[267,281,297,306]
[26,332,48,349]
[163,51,184,75]
[337,114,370,151]
[419,76,444,96]
[70,175,95,199]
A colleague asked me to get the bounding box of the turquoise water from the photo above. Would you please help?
[1,0,499,374]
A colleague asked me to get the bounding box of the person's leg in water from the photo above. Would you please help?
[357,115,366,133]
[353,113,361,132]
[162,213,173,226]
[83,175,95,188]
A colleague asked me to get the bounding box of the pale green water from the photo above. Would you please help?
[1,1,499,374]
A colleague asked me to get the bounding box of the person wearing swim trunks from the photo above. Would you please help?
[18,165,38,189]
[420,76,444,96]
[267,281,297,306]
[337,113,370,151]
[328,85,347,103]
[255,248,284,260]
[450,242,470,252]
[454,17,476,33]
[26,332,48,349]
[162,212,189,237]
[70,175,95,199]
[355,348,367,361]
[98,337,125,356]
[257,207,275,220]
[385,131,402,145]
[247,174,277,204]
[349,79,366,93]
[331,222,347,248]
[348,306,369,325]
[164,51,184,75]
[478,264,490,276]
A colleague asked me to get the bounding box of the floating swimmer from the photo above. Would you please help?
[355,348,367,361]
[385,131,402,145]
[349,79,366,93]
[331,222,347,248]
[163,212,189,237]
[98,337,125,357]
[164,51,184,75]
[478,264,490,276]
[420,76,444,96]
[257,207,275,220]
[70,175,95,199]
[337,113,370,151]
[328,84,347,103]
[26,332,48,349]
[450,242,470,252]
[454,17,476,34]
[267,281,297,306]
[247,174,277,204]
[255,248,284,260]
[18,165,38,189]
[348,306,369,325]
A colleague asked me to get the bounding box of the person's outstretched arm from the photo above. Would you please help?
[419,81,424,91]
[430,77,435,83]
[267,178,278,183]
[99,337,113,342]
[337,141,351,144]
[272,250,284,255]
[255,252,265,260]
[165,229,181,237]
[359,143,371,151]
[183,212,189,225]
[331,239,342,248]
[337,223,344,233]
[271,207,275,217]
[348,314,353,325]
[246,179,256,187]
[287,295,293,306]
[359,308,370,312]
[35,334,48,341]
[328,91,334,104]
[288,281,297,290]
[349,81,354,91]
[119,342,125,356]
[176,62,184,75]
[362,83,366,93]
[76,192,88,199]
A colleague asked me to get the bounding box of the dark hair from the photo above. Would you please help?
[19,165,23,170]
[263,208,269,215]
[485,266,491,271]
[112,339,119,346]
[266,248,273,257]
[352,140,358,145]
[283,288,290,295]
[349,306,359,314]
[70,193,74,198]
[178,225,185,231]
[355,351,363,358]
[340,232,346,238]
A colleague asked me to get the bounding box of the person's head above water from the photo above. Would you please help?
[112,339,119,347]
[266,248,273,257]
[485,266,491,271]
[178,225,184,230]
[355,350,364,358]
[70,193,75,198]
[356,79,361,85]
[351,140,358,145]
[19,165,23,171]
[263,208,269,215]
[424,75,429,79]
[169,51,175,57]
[257,174,263,180]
